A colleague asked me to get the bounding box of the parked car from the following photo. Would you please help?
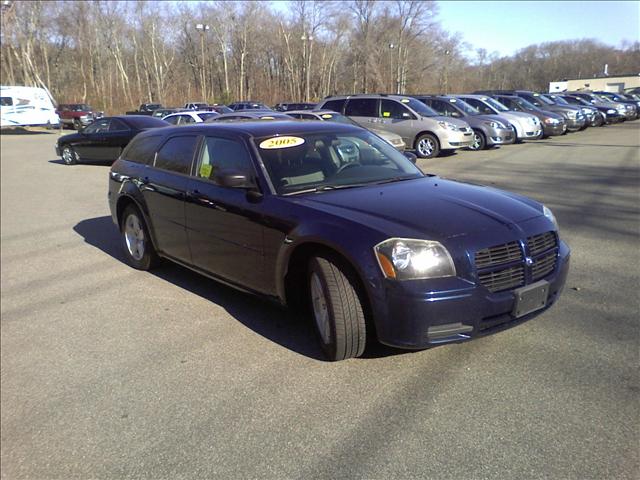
[476,91,586,131]
[184,102,210,110]
[543,94,604,127]
[152,108,184,118]
[565,91,631,121]
[163,110,220,124]
[316,94,474,158]
[126,103,163,116]
[285,109,406,151]
[591,91,638,120]
[0,85,60,128]
[205,111,293,121]
[273,102,317,112]
[55,115,169,165]
[108,121,570,360]
[56,103,104,130]
[227,101,271,111]
[209,105,234,114]
[539,94,595,128]
[414,95,515,150]
[491,95,567,136]
[559,94,623,124]
[454,94,543,141]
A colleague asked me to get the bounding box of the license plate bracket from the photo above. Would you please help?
[512,280,550,318]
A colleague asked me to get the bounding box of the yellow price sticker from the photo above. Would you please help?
[199,164,213,178]
[259,136,305,149]
[382,111,391,117]
[321,114,333,119]
[401,98,410,103]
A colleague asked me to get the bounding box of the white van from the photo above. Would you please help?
[0,85,60,127]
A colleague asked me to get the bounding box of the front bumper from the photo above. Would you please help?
[542,121,566,136]
[485,126,515,146]
[440,129,474,149]
[566,116,586,131]
[521,125,543,139]
[370,233,570,350]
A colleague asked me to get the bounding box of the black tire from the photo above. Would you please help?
[308,255,366,361]
[61,145,78,165]
[414,133,440,159]
[73,119,82,130]
[468,130,486,151]
[120,205,160,270]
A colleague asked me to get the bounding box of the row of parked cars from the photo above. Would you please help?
[59,84,640,359]
[55,89,639,165]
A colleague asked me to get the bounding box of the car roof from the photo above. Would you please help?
[285,109,341,115]
[137,120,362,138]
[214,112,291,119]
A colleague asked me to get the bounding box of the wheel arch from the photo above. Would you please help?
[115,194,160,251]
[413,130,441,149]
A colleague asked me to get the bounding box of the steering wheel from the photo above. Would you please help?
[335,162,361,174]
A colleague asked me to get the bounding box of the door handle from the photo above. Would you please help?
[189,189,215,206]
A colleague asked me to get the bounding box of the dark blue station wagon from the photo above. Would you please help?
[108,121,570,361]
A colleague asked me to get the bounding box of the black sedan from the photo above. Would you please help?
[108,121,569,361]
[56,115,169,165]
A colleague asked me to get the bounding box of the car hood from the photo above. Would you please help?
[291,176,543,240]
[432,116,471,129]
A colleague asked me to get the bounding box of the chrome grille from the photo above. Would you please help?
[527,231,557,256]
[475,241,522,269]
[531,253,557,281]
[478,266,525,293]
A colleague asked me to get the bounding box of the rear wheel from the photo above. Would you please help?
[73,119,82,130]
[61,145,78,165]
[414,133,440,159]
[121,205,159,270]
[308,255,366,361]
[468,130,486,151]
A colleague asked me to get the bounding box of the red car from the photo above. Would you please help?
[56,103,104,130]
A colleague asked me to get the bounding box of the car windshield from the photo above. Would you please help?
[533,94,554,105]
[318,112,359,125]
[548,95,569,105]
[481,97,508,111]
[197,112,218,121]
[255,130,423,195]
[448,98,479,115]
[512,97,537,110]
[126,116,170,128]
[402,98,438,117]
[71,104,91,111]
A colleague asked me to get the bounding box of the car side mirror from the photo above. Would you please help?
[214,169,255,189]
[403,152,417,164]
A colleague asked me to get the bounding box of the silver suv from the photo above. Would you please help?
[316,94,473,158]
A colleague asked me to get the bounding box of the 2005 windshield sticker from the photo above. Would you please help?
[259,136,305,149]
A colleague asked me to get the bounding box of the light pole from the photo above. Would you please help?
[301,33,313,102]
[196,23,210,101]
[388,43,395,93]
[443,49,451,94]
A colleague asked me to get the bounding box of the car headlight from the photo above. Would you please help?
[607,109,616,114]
[543,117,559,124]
[374,238,456,280]
[438,121,460,132]
[484,121,505,129]
[617,106,626,113]
[543,205,558,229]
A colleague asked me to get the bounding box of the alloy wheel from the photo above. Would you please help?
[124,213,145,261]
[310,272,330,344]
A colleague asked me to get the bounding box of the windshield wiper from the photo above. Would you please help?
[284,183,370,196]
[374,176,422,185]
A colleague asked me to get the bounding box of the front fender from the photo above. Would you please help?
[274,221,384,306]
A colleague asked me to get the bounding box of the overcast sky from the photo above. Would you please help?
[270,0,640,58]
[438,0,640,57]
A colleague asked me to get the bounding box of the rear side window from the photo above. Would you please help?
[0,97,13,106]
[196,137,254,184]
[121,135,164,164]
[154,135,198,174]
[322,99,346,113]
[109,119,130,131]
[345,98,378,117]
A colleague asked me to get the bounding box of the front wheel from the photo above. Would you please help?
[120,205,160,270]
[61,145,78,165]
[468,130,486,151]
[308,256,366,361]
[414,133,440,159]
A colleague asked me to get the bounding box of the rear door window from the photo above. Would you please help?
[381,99,415,119]
[0,97,13,106]
[121,135,164,164]
[345,98,378,117]
[154,135,199,175]
[322,99,347,113]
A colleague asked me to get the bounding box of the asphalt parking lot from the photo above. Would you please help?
[1,123,639,479]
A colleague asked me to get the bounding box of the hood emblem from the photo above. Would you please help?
[525,257,534,266]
